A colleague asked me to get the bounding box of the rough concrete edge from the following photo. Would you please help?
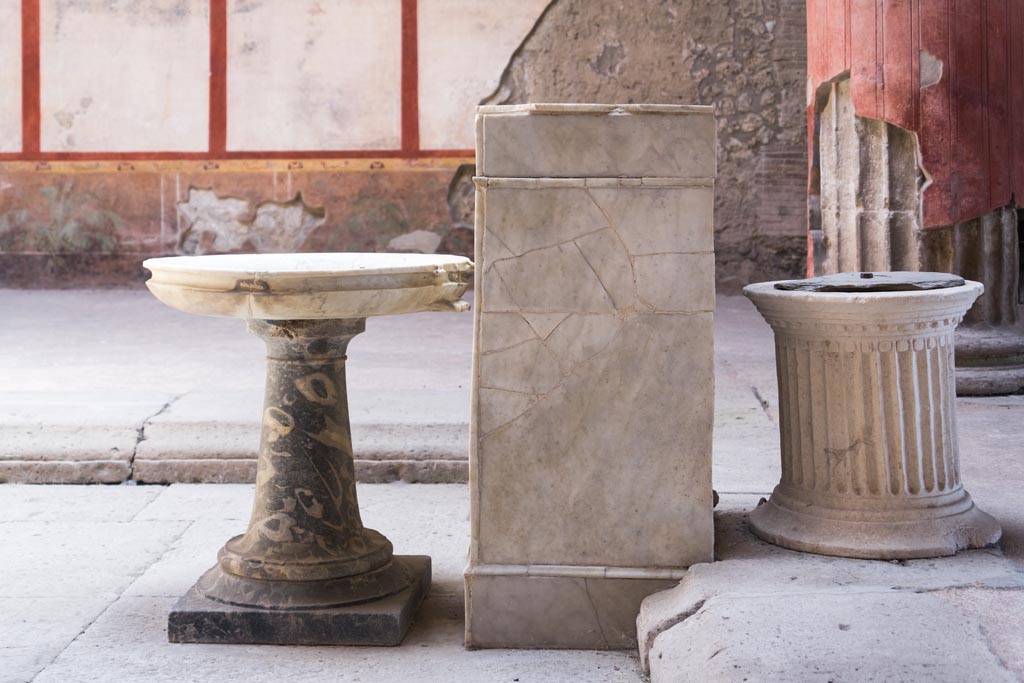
[635,572,709,674]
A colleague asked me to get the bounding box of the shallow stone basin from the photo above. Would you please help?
[144,252,473,320]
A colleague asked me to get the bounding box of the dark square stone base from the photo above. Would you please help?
[168,555,431,646]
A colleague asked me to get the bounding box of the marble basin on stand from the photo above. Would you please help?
[143,253,473,645]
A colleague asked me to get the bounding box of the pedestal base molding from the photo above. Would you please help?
[750,486,1000,560]
[169,556,430,646]
[464,564,676,649]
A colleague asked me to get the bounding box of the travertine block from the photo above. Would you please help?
[467,104,716,649]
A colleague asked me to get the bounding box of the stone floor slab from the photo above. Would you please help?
[0,520,189,598]
[30,596,641,683]
[0,484,162,522]
[648,590,1017,683]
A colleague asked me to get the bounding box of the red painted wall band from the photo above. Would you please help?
[20,0,40,156]
[401,0,421,154]
[209,0,227,155]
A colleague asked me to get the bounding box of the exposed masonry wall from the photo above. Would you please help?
[456,0,809,290]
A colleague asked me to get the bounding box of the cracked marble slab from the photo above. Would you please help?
[468,104,716,649]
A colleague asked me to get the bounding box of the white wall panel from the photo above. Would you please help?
[227,0,402,151]
[40,0,210,152]
[418,0,548,150]
[0,0,22,153]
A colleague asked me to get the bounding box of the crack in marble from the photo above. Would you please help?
[520,311,570,340]
[477,389,544,439]
[582,578,610,649]
[572,239,618,309]
[478,317,628,439]
[583,188,657,313]
[479,335,540,357]
[488,225,612,265]
[484,227,517,262]
[478,385,544,396]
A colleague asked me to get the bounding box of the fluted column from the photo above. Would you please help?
[745,276,1001,559]
[926,207,1024,395]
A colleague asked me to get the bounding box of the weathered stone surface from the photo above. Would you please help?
[0,484,161,522]
[648,590,1018,683]
[0,390,176,484]
[0,289,475,485]
[637,497,1024,677]
[467,104,715,649]
[743,278,1001,559]
[176,188,326,255]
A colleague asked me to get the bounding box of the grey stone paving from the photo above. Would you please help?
[0,290,1020,682]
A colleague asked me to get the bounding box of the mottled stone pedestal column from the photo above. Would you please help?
[168,318,429,645]
[744,272,1001,559]
[143,252,473,645]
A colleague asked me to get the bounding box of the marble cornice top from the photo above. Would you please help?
[144,253,473,320]
[476,103,713,116]
[744,279,983,328]
[472,176,715,188]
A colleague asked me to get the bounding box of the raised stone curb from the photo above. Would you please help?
[637,498,1024,680]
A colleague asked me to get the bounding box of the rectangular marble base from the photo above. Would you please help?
[464,565,679,649]
[168,555,431,646]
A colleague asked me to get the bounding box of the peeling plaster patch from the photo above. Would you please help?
[920,50,943,89]
[590,42,625,78]
[387,229,443,254]
[176,188,326,255]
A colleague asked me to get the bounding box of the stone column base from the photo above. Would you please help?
[954,325,1024,395]
[168,555,430,646]
[749,486,1001,560]
[464,564,680,650]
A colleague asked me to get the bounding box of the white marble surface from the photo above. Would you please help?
[477,103,716,179]
[144,253,473,320]
[467,104,716,649]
